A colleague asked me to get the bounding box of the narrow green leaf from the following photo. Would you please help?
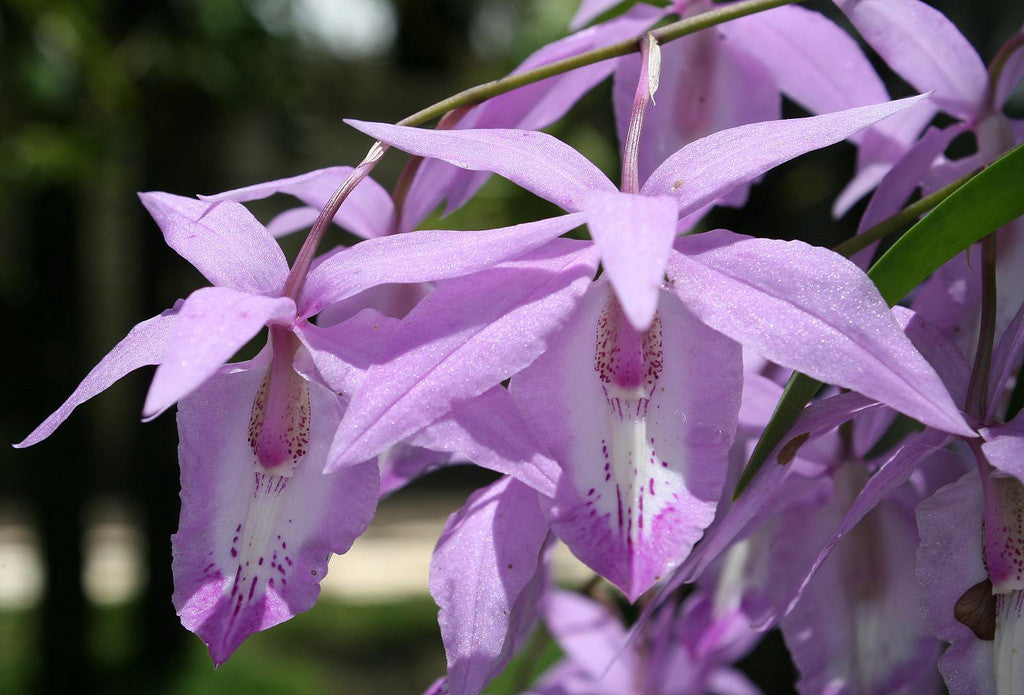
[869,141,1024,304]
[734,142,1024,498]
[734,372,822,497]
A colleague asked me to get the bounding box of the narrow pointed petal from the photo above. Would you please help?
[668,232,974,437]
[346,120,616,213]
[200,166,395,239]
[429,477,552,695]
[613,20,780,189]
[641,95,928,216]
[143,287,295,418]
[835,0,987,120]
[916,472,996,694]
[583,190,678,330]
[16,308,178,447]
[298,212,587,317]
[512,282,742,600]
[293,309,398,396]
[173,368,379,665]
[327,241,598,470]
[138,192,289,296]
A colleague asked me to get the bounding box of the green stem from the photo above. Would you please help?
[397,0,803,128]
[832,166,982,259]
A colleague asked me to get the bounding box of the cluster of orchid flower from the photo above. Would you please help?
[15,0,1024,691]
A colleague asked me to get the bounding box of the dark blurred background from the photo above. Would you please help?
[0,1,1019,693]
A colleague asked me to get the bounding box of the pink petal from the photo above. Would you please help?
[916,472,995,694]
[641,95,928,216]
[583,190,678,330]
[835,0,987,120]
[412,387,562,498]
[346,120,615,213]
[429,477,551,695]
[569,0,626,29]
[612,23,780,190]
[511,282,742,600]
[16,307,178,447]
[138,192,289,296]
[668,232,974,437]
[327,241,599,470]
[172,368,378,664]
[402,5,662,228]
[298,212,587,317]
[543,590,636,691]
[200,166,395,239]
[143,287,295,417]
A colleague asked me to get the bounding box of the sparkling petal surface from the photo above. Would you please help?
[641,95,927,216]
[583,190,678,331]
[668,232,974,437]
[138,192,289,296]
[327,241,599,470]
[299,212,586,317]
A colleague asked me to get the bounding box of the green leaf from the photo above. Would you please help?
[734,142,1024,498]
[869,141,1024,303]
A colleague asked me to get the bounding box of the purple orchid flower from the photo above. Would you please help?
[14,186,582,661]
[335,91,972,603]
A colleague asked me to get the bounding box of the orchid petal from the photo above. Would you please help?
[143,287,295,418]
[402,5,662,228]
[512,282,741,600]
[835,0,987,120]
[201,166,395,239]
[780,464,941,694]
[429,477,551,695]
[721,5,887,124]
[345,120,615,213]
[16,307,178,447]
[668,232,974,437]
[583,190,678,330]
[138,192,289,296]
[543,590,636,692]
[172,368,378,665]
[299,212,587,317]
[612,25,780,189]
[996,31,1024,109]
[642,95,928,215]
[293,309,397,396]
[412,386,561,498]
[327,241,599,470]
[916,472,995,694]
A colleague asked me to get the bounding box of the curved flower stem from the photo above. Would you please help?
[832,166,983,259]
[397,0,802,128]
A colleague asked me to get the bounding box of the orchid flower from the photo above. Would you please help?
[332,81,973,603]
[14,187,581,661]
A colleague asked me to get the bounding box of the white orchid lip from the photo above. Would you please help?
[248,327,311,476]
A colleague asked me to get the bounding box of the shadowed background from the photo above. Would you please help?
[1,0,1018,693]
